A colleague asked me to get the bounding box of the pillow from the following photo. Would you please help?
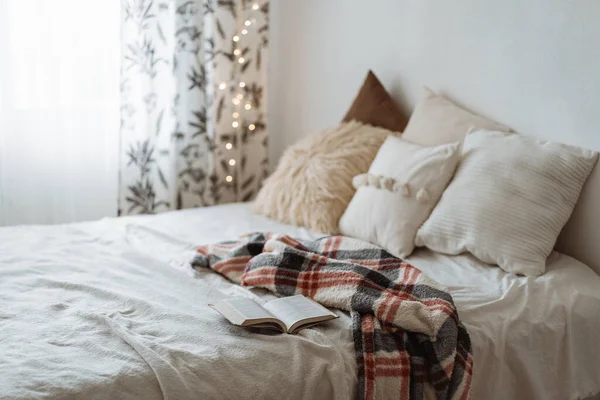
[415,129,599,276]
[252,121,396,234]
[339,136,460,258]
[342,70,408,132]
[402,87,511,146]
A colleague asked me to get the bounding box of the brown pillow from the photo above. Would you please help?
[342,70,408,132]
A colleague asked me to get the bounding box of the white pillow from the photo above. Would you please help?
[416,129,598,276]
[339,136,461,258]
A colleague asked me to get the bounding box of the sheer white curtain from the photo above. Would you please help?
[0,1,120,225]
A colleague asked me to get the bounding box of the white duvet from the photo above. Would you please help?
[1,203,599,400]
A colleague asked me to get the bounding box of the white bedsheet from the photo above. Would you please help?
[1,203,599,400]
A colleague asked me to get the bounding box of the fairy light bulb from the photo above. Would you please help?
[238,57,245,64]
[241,29,248,35]
[232,121,239,128]
[248,124,256,131]
[233,49,241,56]
[218,82,226,90]
[244,103,252,110]
[229,159,236,166]
[252,3,259,10]
[225,143,233,150]
[236,93,243,100]
[232,98,240,105]
[226,175,233,182]
[239,82,246,88]
[233,35,240,42]
[232,112,239,118]
[244,20,251,26]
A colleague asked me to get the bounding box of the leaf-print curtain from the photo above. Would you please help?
[119,0,269,215]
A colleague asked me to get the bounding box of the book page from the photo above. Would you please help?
[263,295,337,331]
[210,297,276,326]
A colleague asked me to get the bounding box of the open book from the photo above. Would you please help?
[209,294,339,334]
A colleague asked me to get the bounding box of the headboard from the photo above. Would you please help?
[269,0,600,274]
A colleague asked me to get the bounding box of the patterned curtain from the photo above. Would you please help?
[119,0,269,215]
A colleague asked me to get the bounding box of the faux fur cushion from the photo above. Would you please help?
[253,121,396,233]
[342,70,408,132]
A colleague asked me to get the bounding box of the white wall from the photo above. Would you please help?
[268,0,600,164]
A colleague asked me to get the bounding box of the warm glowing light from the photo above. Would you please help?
[252,3,259,10]
[244,103,252,110]
[239,82,246,88]
[241,29,248,35]
[233,48,241,56]
[229,159,236,166]
[244,20,251,26]
[248,124,256,131]
[238,57,245,64]
[232,121,239,128]
[226,175,233,182]
[218,82,226,90]
[225,143,233,150]
[232,112,239,118]
[236,94,243,100]
[232,98,240,105]
[233,35,240,42]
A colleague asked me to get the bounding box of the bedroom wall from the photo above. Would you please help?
[268,0,600,163]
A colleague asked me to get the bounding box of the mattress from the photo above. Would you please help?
[1,202,599,400]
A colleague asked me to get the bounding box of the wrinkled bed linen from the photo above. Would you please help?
[1,203,600,400]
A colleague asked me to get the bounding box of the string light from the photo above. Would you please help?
[248,124,256,131]
[219,82,227,90]
[226,143,233,150]
[226,175,233,182]
[241,29,248,35]
[236,93,243,100]
[233,35,240,42]
[244,20,252,26]
[238,57,245,64]
[232,98,240,105]
[239,82,246,88]
[244,103,252,110]
[232,112,239,118]
[233,49,241,56]
[232,121,239,128]
[252,3,259,10]
[229,159,236,166]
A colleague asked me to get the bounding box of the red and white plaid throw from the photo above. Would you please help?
[191,233,473,400]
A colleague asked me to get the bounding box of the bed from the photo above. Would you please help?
[2,202,599,400]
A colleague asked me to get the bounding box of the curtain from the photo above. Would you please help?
[0,1,120,225]
[119,0,270,216]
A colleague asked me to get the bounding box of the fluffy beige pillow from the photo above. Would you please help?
[339,136,460,258]
[253,121,395,233]
[402,87,511,146]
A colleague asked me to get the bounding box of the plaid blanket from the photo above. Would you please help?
[191,233,473,400]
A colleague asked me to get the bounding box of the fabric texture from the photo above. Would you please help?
[401,87,510,146]
[119,0,270,215]
[192,232,474,400]
[342,70,408,132]
[340,136,461,258]
[416,129,599,276]
[252,121,395,234]
[3,202,600,400]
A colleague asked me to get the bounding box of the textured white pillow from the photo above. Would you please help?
[339,136,461,258]
[416,129,599,276]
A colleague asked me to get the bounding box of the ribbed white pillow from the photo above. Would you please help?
[339,136,461,258]
[415,129,598,276]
